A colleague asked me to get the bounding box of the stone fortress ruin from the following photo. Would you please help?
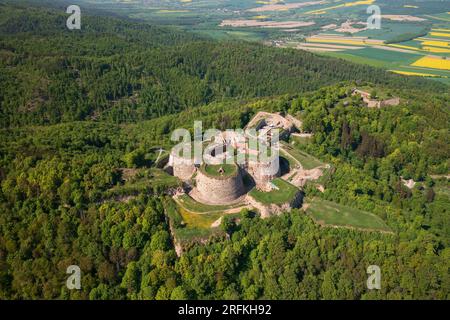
[169,122,284,205]
[167,112,326,216]
[352,88,400,108]
[195,163,245,205]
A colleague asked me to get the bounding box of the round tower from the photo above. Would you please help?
[248,151,281,189]
[169,143,195,181]
[196,163,245,204]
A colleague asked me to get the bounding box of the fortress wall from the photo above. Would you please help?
[170,154,195,180]
[246,190,303,219]
[381,97,400,107]
[173,164,195,181]
[196,168,245,204]
[248,157,281,186]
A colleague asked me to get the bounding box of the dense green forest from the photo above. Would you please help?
[0,2,449,300]
[0,2,447,127]
[1,86,449,299]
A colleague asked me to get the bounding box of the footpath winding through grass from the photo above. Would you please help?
[281,142,323,170]
[176,194,243,213]
[306,198,392,232]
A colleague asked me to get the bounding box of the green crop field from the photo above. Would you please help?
[345,47,419,64]
[178,207,223,229]
[249,178,299,205]
[164,198,225,241]
[306,198,392,232]
[84,0,450,86]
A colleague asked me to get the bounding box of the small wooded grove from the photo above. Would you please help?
[0,2,448,300]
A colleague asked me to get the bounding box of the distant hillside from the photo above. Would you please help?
[0,2,447,127]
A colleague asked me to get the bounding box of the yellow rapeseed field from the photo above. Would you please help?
[411,57,450,70]
[432,28,450,32]
[388,44,423,52]
[307,38,367,46]
[423,46,450,53]
[430,32,450,38]
[420,40,450,48]
[306,0,375,14]
[389,70,444,77]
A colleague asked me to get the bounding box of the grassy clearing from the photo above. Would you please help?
[281,142,323,170]
[106,168,180,198]
[165,198,245,243]
[177,194,242,213]
[165,198,225,242]
[389,70,447,78]
[249,178,299,205]
[306,198,391,232]
[178,207,223,229]
[201,163,238,178]
[345,47,420,64]
[436,186,450,198]
[291,135,313,146]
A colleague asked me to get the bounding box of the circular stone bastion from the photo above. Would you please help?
[196,163,245,205]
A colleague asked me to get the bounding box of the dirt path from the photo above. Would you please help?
[211,217,223,228]
[280,147,302,168]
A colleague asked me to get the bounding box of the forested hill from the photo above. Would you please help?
[0,86,448,300]
[0,3,447,127]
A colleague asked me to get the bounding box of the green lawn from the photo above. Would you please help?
[106,168,180,198]
[177,194,242,213]
[306,198,392,232]
[201,163,238,178]
[291,135,313,146]
[178,207,223,229]
[165,198,243,243]
[249,178,300,205]
[281,142,323,170]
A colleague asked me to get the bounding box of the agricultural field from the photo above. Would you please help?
[84,0,450,83]
[306,198,392,232]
